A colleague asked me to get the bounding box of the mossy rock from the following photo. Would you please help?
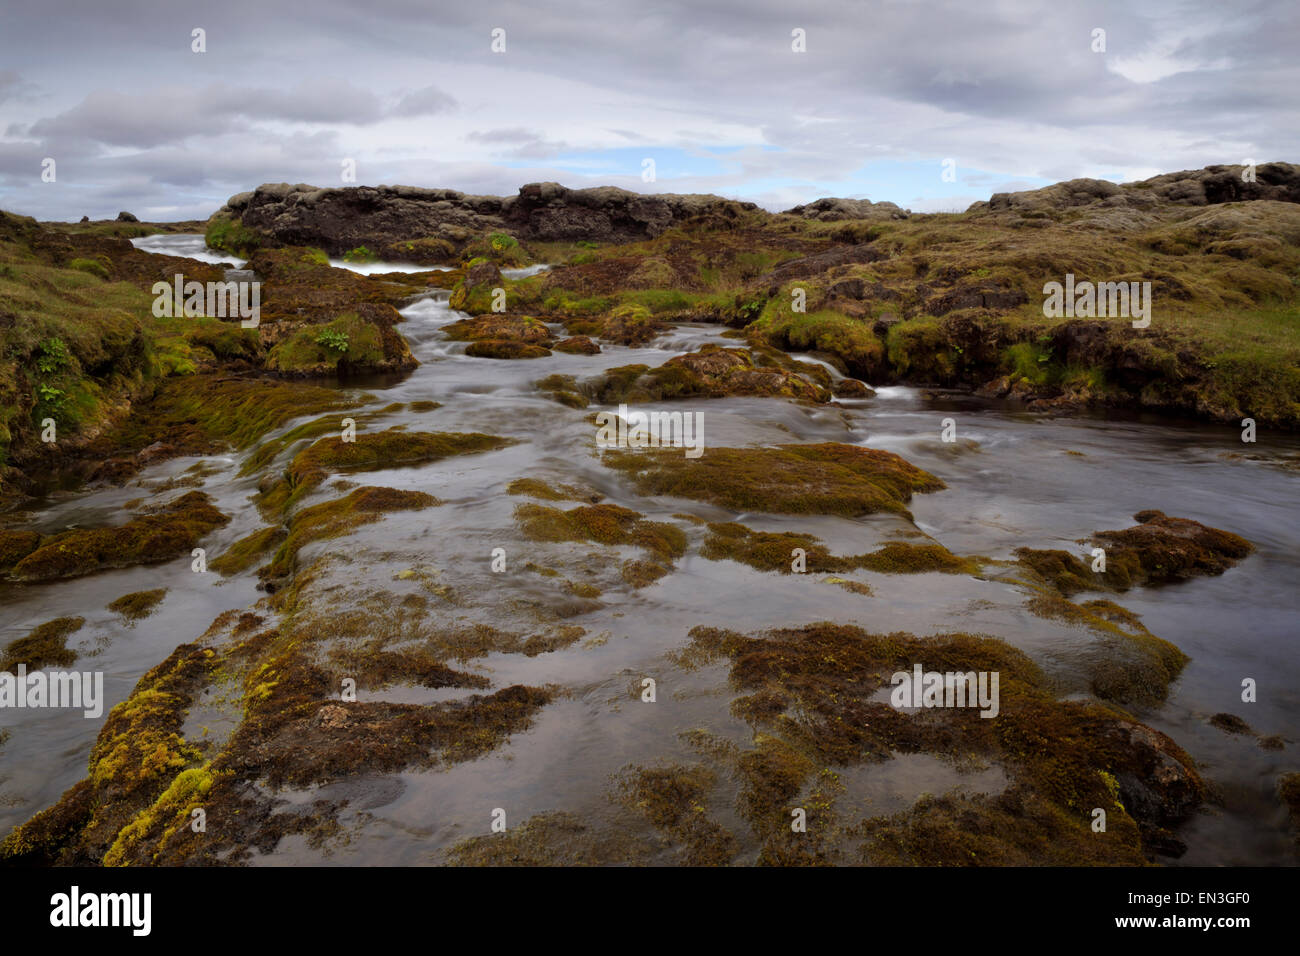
[602,443,943,516]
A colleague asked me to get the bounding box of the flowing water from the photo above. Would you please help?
[1,234,1296,864]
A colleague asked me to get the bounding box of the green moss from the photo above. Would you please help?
[103,764,215,866]
[266,313,384,373]
[107,588,167,622]
[1,616,84,670]
[209,526,287,576]
[68,257,110,280]
[6,492,228,582]
[602,443,944,517]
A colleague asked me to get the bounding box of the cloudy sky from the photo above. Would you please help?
[1,0,1296,221]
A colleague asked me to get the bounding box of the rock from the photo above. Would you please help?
[464,340,551,360]
[782,197,911,221]
[135,441,175,466]
[832,378,875,398]
[970,163,1300,218]
[1106,719,1204,840]
[464,260,503,289]
[554,335,601,355]
[79,216,89,224]
[442,314,552,346]
[215,182,760,256]
[116,211,139,223]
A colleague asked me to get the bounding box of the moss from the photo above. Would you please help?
[1094,510,1254,584]
[209,526,287,575]
[678,621,1202,861]
[0,529,42,573]
[701,522,831,572]
[68,257,110,280]
[535,373,589,408]
[447,810,655,866]
[515,502,687,565]
[1,616,84,670]
[613,763,738,865]
[602,443,943,517]
[853,542,980,575]
[108,375,363,456]
[330,644,490,691]
[1280,773,1300,843]
[265,313,386,374]
[1017,511,1253,596]
[443,314,551,344]
[1025,595,1189,706]
[103,764,216,866]
[505,477,601,503]
[264,485,438,581]
[6,492,228,582]
[620,559,672,588]
[107,588,167,622]
[291,428,515,482]
[465,340,552,359]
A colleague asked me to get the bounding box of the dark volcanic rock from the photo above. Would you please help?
[216,182,759,255]
[782,197,911,221]
[971,162,1300,216]
[116,211,139,222]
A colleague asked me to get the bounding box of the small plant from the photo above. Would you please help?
[342,246,377,263]
[36,337,70,374]
[315,329,349,353]
[488,233,518,253]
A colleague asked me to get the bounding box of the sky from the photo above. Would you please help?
[1,0,1296,222]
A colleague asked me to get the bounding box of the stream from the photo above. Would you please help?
[1,234,1296,864]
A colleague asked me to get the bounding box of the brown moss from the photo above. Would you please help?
[447,810,655,866]
[330,644,490,691]
[1,616,84,670]
[506,477,602,503]
[0,529,41,573]
[291,428,515,482]
[1279,773,1300,844]
[1209,713,1254,735]
[603,443,943,517]
[613,763,739,866]
[1094,510,1254,584]
[535,373,589,408]
[6,492,228,582]
[679,621,1203,861]
[515,502,687,566]
[264,485,438,582]
[107,588,167,622]
[465,340,552,359]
